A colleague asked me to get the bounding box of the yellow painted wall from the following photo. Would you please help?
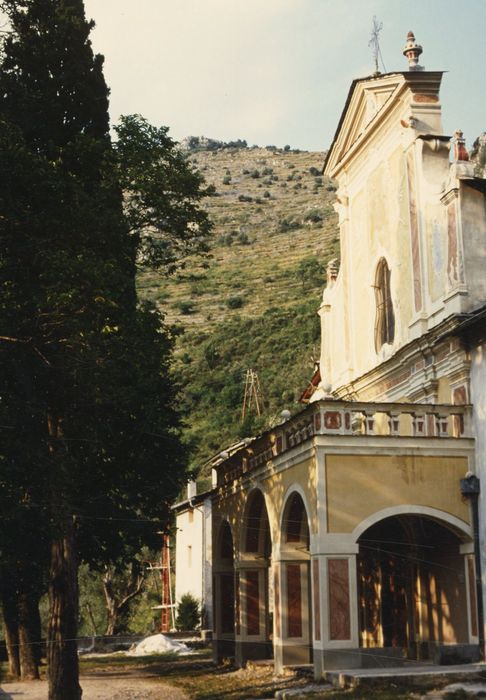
[326,454,469,533]
[212,457,317,557]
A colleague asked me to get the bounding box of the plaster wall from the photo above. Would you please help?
[325,454,470,533]
[175,502,213,626]
[318,73,486,397]
[212,456,317,557]
[460,187,486,308]
[470,341,486,637]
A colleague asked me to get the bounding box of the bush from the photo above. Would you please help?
[222,175,231,185]
[237,232,250,245]
[278,218,299,233]
[250,169,260,179]
[227,295,244,309]
[309,166,321,176]
[304,209,323,223]
[176,300,195,315]
[175,593,200,631]
[238,194,253,202]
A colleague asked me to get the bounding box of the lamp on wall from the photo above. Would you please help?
[460,471,484,658]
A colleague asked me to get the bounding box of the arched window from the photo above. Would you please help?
[374,258,395,351]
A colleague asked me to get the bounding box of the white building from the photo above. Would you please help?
[173,481,213,629]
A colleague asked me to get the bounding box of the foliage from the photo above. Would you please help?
[295,256,325,288]
[0,0,211,693]
[178,297,321,472]
[177,300,196,315]
[175,593,200,631]
[226,296,244,309]
[114,115,214,274]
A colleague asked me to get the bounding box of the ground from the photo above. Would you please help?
[1,652,486,700]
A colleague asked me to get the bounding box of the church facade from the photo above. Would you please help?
[210,33,486,676]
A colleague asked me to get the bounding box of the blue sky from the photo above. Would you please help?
[83,0,486,151]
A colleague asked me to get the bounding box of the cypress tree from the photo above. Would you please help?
[0,1,211,697]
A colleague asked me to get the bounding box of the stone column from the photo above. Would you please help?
[212,567,236,662]
[312,553,360,677]
[462,544,480,645]
[234,560,271,665]
[273,557,311,673]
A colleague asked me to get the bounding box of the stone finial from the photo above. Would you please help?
[326,259,339,286]
[403,30,424,71]
[453,130,470,162]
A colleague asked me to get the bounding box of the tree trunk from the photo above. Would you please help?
[1,580,20,679]
[102,563,145,636]
[18,589,40,679]
[47,516,82,700]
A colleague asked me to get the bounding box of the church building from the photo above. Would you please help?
[209,33,486,677]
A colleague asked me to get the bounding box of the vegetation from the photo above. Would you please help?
[0,0,210,696]
[175,593,200,631]
[139,146,340,473]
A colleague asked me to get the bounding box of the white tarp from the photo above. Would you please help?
[127,633,193,656]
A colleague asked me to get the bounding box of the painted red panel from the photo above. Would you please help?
[287,563,302,638]
[328,559,351,640]
[468,556,478,637]
[235,571,240,634]
[447,204,460,284]
[246,570,260,635]
[313,559,321,641]
[274,565,280,638]
[407,151,422,312]
[325,411,341,430]
[221,572,235,634]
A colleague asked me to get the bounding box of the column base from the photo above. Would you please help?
[213,638,235,663]
[235,639,273,666]
[313,647,405,677]
[274,642,312,673]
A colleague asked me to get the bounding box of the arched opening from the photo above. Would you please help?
[284,492,310,549]
[279,491,312,665]
[213,520,235,661]
[358,514,476,661]
[244,489,271,557]
[238,490,273,661]
[374,257,395,352]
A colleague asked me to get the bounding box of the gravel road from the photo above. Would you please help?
[0,677,189,699]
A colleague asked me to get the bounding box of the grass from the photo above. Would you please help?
[136,144,341,472]
[77,652,433,700]
[3,652,477,699]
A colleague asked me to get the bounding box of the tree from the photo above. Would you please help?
[175,593,200,631]
[0,1,211,697]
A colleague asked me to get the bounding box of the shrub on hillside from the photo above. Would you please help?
[176,300,196,315]
[237,232,250,245]
[304,210,323,224]
[227,295,244,309]
[278,218,299,233]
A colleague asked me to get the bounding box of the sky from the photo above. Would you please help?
[66,1,486,151]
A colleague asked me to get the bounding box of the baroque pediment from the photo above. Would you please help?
[324,71,444,178]
[325,74,406,176]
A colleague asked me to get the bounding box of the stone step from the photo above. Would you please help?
[324,663,486,689]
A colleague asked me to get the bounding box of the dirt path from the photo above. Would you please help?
[0,676,189,700]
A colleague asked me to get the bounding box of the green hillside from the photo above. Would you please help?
[137,142,340,473]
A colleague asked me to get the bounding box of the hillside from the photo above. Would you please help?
[138,142,340,473]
